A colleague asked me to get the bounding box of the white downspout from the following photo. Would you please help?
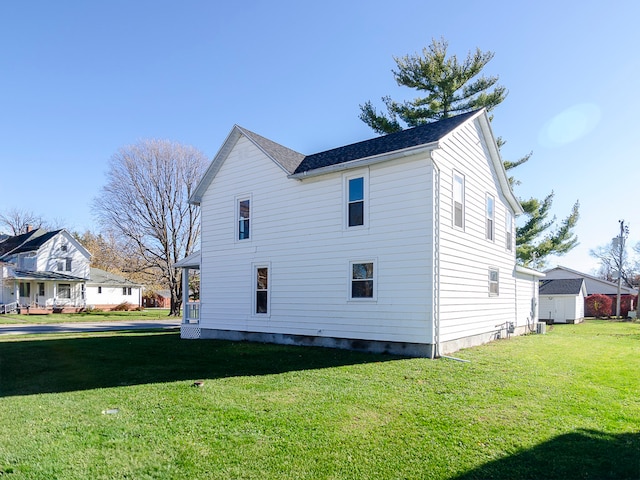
[430,152,441,359]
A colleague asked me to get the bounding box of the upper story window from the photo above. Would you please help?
[348,177,364,227]
[453,172,465,229]
[344,171,368,229]
[65,257,72,271]
[506,210,513,251]
[486,194,495,241]
[237,197,251,241]
[61,245,68,253]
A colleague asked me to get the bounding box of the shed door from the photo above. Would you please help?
[554,298,566,321]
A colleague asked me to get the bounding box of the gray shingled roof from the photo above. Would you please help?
[0,229,59,259]
[11,269,85,281]
[293,110,479,175]
[88,268,140,286]
[539,278,585,295]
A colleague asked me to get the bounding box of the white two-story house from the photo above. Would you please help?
[180,109,543,356]
[0,228,90,311]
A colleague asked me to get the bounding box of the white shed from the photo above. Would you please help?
[539,278,586,324]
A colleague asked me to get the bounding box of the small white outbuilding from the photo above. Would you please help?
[538,278,586,324]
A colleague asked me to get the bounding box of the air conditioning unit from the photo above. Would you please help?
[536,322,546,334]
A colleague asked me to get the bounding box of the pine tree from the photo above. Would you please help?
[359,38,507,134]
[359,38,579,267]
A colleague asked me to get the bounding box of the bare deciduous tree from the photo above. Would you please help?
[590,242,636,289]
[93,139,208,316]
[0,208,49,235]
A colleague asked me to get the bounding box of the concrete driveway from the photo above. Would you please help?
[0,319,180,336]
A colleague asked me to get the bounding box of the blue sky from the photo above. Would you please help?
[1,0,638,273]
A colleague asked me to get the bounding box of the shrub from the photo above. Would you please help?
[112,302,132,312]
[585,294,613,318]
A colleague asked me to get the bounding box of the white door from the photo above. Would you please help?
[554,298,567,323]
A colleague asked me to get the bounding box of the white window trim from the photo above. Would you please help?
[486,194,495,242]
[348,258,377,302]
[343,170,369,230]
[452,171,465,230]
[489,268,499,296]
[252,262,271,317]
[235,194,252,242]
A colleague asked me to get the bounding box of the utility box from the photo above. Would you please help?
[536,322,546,334]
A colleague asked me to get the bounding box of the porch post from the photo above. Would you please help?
[182,267,189,323]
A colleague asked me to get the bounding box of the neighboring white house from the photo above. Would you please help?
[538,278,586,324]
[86,268,142,310]
[0,229,90,311]
[180,109,544,356]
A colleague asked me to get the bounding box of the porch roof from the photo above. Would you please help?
[10,270,86,282]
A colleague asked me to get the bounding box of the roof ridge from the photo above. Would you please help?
[294,110,480,175]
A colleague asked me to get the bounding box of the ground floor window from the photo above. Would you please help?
[489,268,499,296]
[254,265,269,315]
[19,282,30,297]
[38,283,45,296]
[350,261,375,299]
[123,287,132,295]
[58,284,71,299]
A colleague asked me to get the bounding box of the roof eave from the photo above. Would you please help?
[288,142,439,180]
[515,265,546,278]
[475,112,524,215]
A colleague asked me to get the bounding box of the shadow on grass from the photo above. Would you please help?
[0,331,402,397]
[450,429,640,480]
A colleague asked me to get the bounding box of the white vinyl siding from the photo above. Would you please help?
[198,136,434,344]
[85,285,142,307]
[433,119,517,350]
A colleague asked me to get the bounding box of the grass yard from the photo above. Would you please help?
[0,320,638,479]
[0,309,171,324]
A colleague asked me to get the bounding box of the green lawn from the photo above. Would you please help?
[0,320,638,479]
[0,309,171,324]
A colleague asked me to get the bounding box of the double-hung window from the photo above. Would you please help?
[489,268,499,296]
[254,265,269,315]
[237,197,251,241]
[486,194,495,241]
[345,172,367,228]
[453,172,464,229]
[350,261,375,300]
[58,284,71,299]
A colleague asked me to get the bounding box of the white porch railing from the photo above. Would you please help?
[183,302,200,324]
[180,302,201,339]
[0,302,18,314]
